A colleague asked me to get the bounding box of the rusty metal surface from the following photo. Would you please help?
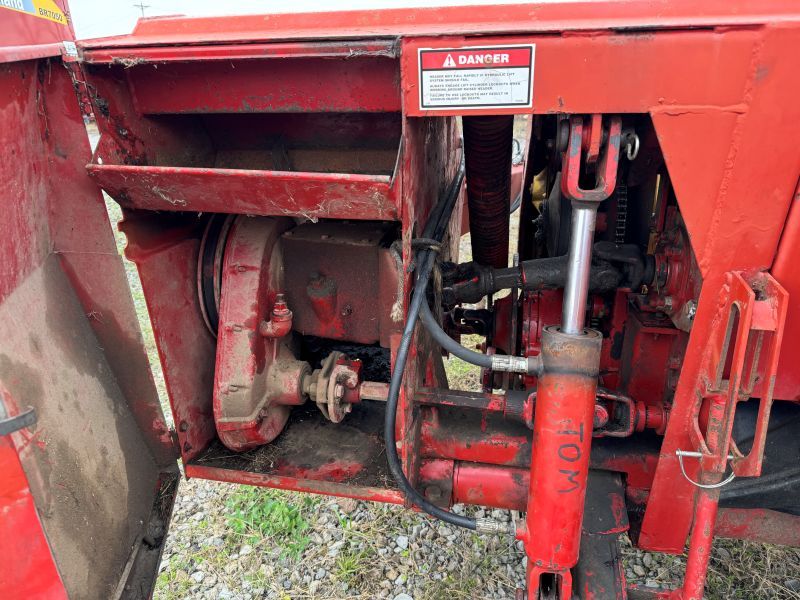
[88,165,398,221]
[0,259,173,599]
[0,23,180,597]
[213,217,293,451]
[281,221,400,345]
[194,400,395,492]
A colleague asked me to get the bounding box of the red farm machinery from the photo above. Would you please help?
[2,2,800,599]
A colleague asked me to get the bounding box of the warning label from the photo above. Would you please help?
[418,45,535,110]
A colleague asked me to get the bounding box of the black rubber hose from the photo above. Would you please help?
[384,162,476,531]
[443,256,623,305]
[419,300,492,369]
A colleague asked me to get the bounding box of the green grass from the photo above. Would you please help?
[225,487,318,558]
[445,333,484,392]
[334,545,375,586]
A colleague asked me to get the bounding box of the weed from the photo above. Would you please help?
[334,545,374,586]
[225,487,317,558]
[445,333,483,392]
[155,564,192,600]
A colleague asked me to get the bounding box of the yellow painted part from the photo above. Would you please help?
[1,0,67,25]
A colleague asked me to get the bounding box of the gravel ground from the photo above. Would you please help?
[93,122,800,599]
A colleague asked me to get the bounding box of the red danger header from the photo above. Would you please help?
[420,46,532,70]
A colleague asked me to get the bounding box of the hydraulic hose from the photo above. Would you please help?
[384,161,477,530]
[419,300,492,369]
[419,300,541,376]
[442,255,623,305]
[385,155,540,532]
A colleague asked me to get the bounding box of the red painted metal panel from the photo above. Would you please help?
[120,213,218,463]
[0,434,66,599]
[452,463,528,511]
[771,188,800,400]
[716,508,800,547]
[51,5,800,597]
[642,23,800,552]
[0,0,71,63]
[77,1,800,50]
[124,56,400,114]
[402,31,753,116]
[87,164,398,221]
[185,463,404,506]
[0,6,178,597]
[80,40,397,64]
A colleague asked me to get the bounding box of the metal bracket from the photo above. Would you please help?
[560,114,622,203]
[688,272,788,477]
[0,406,37,436]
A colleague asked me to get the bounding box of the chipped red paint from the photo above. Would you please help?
[80,40,398,64]
[214,217,299,451]
[4,2,800,598]
[186,464,404,505]
[87,165,398,222]
[419,411,531,467]
[452,464,528,511]
[715,508,800,547]
[1,6,180,597]
[643,272,789,552]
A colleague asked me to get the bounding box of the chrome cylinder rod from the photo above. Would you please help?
[561,203,598,335]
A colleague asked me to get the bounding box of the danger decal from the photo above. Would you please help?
[418,45,535,110]
[0,0,67,25]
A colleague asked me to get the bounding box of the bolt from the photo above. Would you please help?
[334,383,345,399]
[179,421,188,432]
[426,485,443,501]
[340,304,353,317]
[593,404,610,429]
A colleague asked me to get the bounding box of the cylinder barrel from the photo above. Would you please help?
[524,326,602,571]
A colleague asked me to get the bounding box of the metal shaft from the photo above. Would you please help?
[561,203,598,334]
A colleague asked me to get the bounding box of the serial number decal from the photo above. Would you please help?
[0,0,67,25]
[418,44,535,110]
